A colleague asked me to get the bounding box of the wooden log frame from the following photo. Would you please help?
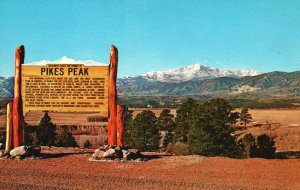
[12,45,25,148]
[5,102,13,152]
[108,45,118,146]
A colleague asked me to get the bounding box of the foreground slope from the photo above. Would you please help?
[0,147,299,190]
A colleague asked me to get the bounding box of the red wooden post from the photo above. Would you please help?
[108,45,118,146]
[116,104,124,147]
[12,45,25,148]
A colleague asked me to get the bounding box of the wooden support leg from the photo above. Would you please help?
[108,45,118,146]
[12,45,25,148]
[117,104,124,147]
[5,102,13,153]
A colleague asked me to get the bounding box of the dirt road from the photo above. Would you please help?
[0,147,299,190]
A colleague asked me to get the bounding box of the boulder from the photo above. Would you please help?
[10,146,28,157]
[128,149,142,157]
[103,149,116,158]
[134,158,143,162]
[92,149,104,158]
[28,146,42,156]
[122,150,136,160]
[15,156,21,160]
[128,149,140,155]
[99,145,110,151]
[0,143,4,150]
[103,148,122,158]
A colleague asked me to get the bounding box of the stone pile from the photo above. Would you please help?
[89,145,146,162]
[0,145,42,160]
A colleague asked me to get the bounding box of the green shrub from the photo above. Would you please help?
[239,133,276,158]
[55,129,78,147]
[238,133,256,158]
[84,140,92,148]
[252,134,276,158]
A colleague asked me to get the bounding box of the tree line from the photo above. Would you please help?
[26,112,78,147]
[23,98,276,158]
[124,98,276,158]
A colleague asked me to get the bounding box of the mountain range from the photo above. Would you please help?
[0,59,299,98]
[118,70,300,98]
[137,64,261,83]
[117,64,299,97]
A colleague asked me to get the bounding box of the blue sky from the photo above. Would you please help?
[0,0,299,78]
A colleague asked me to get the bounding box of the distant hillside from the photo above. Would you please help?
[118,71,300,98]
[0,77,13,98]
[1,71,299,99]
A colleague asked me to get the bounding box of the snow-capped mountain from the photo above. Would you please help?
[27,56,107,66]
[137,64,261,83]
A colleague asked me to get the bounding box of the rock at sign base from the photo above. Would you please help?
[28,146,42,156]
[103,149,115,158]
[0,143,4,150]
[93,149,105,158]
[10,146,28,157]
[122,150,136,160]
[99,145,110,151]
[103,148,122,158]
[128,149,140,155]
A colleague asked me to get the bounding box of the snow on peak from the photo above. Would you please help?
[139,64,262,83]
[26,56,107,66]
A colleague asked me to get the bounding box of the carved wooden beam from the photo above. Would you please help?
[12,45,25,148]
[116,104,124,147]
[5,102,12,153]
[108,45,118,146]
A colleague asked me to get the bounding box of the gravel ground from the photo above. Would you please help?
[0,147,299,190]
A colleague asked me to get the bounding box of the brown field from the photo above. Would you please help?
[235,109,300,152]
[0,147,299,190]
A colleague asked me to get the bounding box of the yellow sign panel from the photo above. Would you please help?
[22,64,109,117]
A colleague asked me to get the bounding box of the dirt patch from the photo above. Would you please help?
[0,147,299,189]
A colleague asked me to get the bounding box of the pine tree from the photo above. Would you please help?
[123,105,134,146]
[240,108,252,128]
[130,110,159,151]
[174,98,198,143]
[187,99,243,158]
[157,109,175,147]
[36,112,56,146]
